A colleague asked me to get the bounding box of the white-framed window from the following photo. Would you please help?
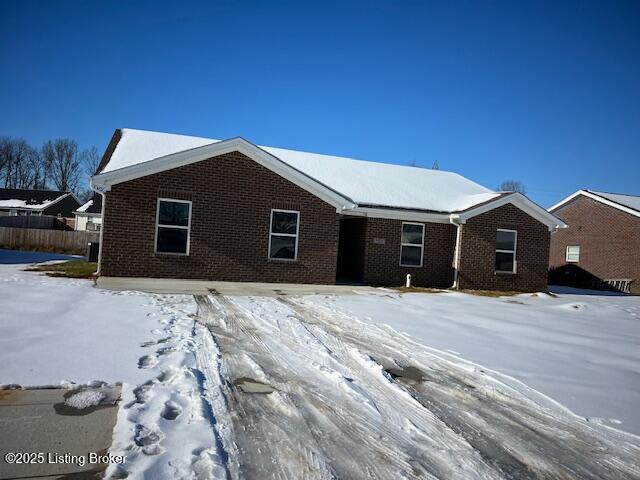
[400,222,425,267]
[269,209,299,260]
[496,229,517,273]
[566,245,580,263]
[155,198,192,255]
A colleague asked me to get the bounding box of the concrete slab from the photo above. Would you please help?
[97,276,381,296]
[0,386,121,480]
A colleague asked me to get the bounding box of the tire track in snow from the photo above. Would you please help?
[200,294,506,480]
[284,296,640,480]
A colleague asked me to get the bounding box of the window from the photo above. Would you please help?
[566,245,580,263]
[155,198,191,255]
[496,229,517,273]
[400,223,424,267]
[269,209,299,260]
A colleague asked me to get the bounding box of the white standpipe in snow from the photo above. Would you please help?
[406,274,412,288]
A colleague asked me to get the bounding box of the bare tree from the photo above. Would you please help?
[81,146,101,177]
[406,160,419,167]
[499,179,526,194]
[41,138,81,193]
[0,137,42,189]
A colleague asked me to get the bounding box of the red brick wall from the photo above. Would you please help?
[100,151,339,283]
[360,218,457,287]
[457,203,550,292]
[549,195,640,293]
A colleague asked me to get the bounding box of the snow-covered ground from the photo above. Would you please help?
[303,288,640,435]
[0,251,228,479]
[2,249,640,479]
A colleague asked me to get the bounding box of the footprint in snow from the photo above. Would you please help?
[138,355,158,369]
[191,448,226,480]
[134,424,164,448]
[161,401,183,420]
[128,380,155,407]
[106,464,129,479]
[156,345,178,356]
[134,427,167,456]
[157,367,181,384]
[140,337,171,348]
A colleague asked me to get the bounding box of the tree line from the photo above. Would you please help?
[0,137,100,199]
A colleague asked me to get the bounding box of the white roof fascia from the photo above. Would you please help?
[457,193,567,231]
[341,206,451,224]
[91,137,356,212]
[549,190,640,219]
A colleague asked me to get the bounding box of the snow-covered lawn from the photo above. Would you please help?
[0,251,227,479]
[304,288,640,435]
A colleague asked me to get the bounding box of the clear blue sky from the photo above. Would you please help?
[1,0,638,206]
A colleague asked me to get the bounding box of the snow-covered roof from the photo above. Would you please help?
[76,199,93,213]
[94,128,565,230]
[589,191,640,213]
[0,198,55,210]
[100,128,499,213]
[549,189,640,219]
[74,194,102,216]
[0,188,70,210]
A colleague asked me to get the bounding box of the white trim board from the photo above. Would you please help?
[549,190,640,219]
[452,193,567,232]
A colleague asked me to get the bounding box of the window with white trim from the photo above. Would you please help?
[495,229,517,273]
[400,222,424,267]
[566,245,580,263]
[269,209,299,260]
[155,198,191,255]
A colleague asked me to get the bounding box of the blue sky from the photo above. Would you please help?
[1,0,638,206]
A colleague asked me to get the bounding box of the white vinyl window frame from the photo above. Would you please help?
[495,228,517,274]
[154,198,192,256]
[268,209,300,261]
[566,245,580,263]
[400,222,425,268]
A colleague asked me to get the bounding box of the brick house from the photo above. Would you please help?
[91,129,565,291]
[549,190,640,293]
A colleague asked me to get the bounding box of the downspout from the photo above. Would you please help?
[450,215,463,289]
[90,177,107,277]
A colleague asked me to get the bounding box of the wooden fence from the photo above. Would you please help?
[0,227,99,255]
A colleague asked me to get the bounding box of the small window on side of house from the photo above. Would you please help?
[496,229,517,273]
[400,223,425,267]
[269,209,299,260]
[566,245,580,263]
[155,198,191,255]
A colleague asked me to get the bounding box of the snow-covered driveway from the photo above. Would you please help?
[197,292,640,479]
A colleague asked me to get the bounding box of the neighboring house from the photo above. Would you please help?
[74,193,103,231]
[549,190,640,293]
[0,188,81,222]
[91,129,565,291]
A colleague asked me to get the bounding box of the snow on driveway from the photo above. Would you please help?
[197,292,640,479]
[303,288,640,435]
